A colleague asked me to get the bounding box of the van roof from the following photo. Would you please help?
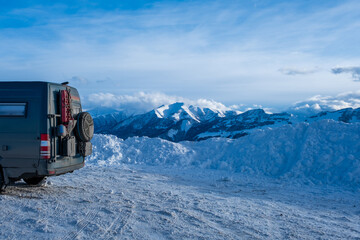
[0,81,70,87]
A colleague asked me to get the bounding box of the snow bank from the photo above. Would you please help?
[88,135,193,167]
[88,120,360,186]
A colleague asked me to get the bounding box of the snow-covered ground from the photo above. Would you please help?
[1,165,360,240]
[1,120,360,239]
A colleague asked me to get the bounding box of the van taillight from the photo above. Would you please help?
[40,134,51,159]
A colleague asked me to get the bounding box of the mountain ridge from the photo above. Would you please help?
[91,102,360,142]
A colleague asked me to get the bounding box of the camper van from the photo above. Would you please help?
[0,81,93,191]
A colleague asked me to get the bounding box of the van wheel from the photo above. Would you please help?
[0,170,5,192]
[23,177,46,186]
[75,112,94,142]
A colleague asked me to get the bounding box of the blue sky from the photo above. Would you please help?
[0,0,360,111]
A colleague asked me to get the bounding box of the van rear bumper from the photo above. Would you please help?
[3,156,85,181]
[46,155,85,176]
[48,161,84,176]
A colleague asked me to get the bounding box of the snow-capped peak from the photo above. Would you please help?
[92,98,360,143]
[154,102,201,122]
[154,104,170,118]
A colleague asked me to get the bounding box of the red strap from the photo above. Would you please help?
[61,89,72,124]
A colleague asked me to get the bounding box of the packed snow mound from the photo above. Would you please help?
[88,134,193,167]
[88,120,360,186]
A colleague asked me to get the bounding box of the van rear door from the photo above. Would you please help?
[0,83,46,168]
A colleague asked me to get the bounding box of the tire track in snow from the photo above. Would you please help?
[62,209,99,240]
[101,199,135,240]
[180,208,242,239]
[50,202,66,218]
[102,208,134,239]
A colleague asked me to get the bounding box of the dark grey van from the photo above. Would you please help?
[0,81,93,191]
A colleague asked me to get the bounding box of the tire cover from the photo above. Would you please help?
[76,112,94,142]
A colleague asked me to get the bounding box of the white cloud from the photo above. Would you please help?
[86,92,237,114]
[279,67,320,76]
[289,90,360,115]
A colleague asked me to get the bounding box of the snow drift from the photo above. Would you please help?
[88,120,360,186]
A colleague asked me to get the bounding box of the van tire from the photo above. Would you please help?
[0,169,5,192]
[75,112,94,142]
[23,177,46,186]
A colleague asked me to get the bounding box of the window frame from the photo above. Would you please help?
[0,102,28,118]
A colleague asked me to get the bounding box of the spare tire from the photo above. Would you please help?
[75,112,94,142]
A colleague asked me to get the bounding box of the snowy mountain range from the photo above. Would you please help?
[91,103,360,142]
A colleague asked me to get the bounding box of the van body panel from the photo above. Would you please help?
[0,83,46,169]
[0,81,87,182]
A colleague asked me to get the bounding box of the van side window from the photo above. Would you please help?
[0,103,27,117]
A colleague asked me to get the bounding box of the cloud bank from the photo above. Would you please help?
[86,89,360,116]
[289,90,360,115]
[86,92,239,115]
